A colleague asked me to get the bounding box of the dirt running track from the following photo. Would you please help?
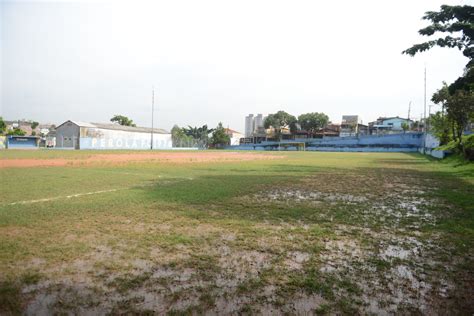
[0,152,284,168]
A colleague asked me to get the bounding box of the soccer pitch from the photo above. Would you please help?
[1,151,473,314]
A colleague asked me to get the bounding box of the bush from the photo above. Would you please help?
[463,134,474,160]
[437,134,474,160]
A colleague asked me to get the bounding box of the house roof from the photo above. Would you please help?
[377,116,413,122]
[57,120,169,134]
[224,128,243,134]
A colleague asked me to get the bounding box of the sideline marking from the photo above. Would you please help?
[5,176,195,206]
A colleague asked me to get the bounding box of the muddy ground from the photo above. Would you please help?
[1,155,473,315]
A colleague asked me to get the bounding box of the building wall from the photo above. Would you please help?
[79,127,172,150]
[382,118,409,130]
[245,114,254,137]
[229,132,244,145]
[254,114,264,130]
[56,122,80,148]
[6,136,39,149]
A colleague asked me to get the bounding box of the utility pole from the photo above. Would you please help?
[151,86,154,150]
[423,66,427,153]
[408,101,411,121]
[424,67,427,130]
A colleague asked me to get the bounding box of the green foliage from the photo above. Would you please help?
[182,125,214,148]
[428,111,452,145]
[0,117,6,135]
[297,112,329,133]
[438,134,474,160]
[430,82,474,151]
[6,128,26,136]
[171,125,195,147]
[401,122,410,132]
[110,115,136,127]
[264,111,297,138]
[403,5,473,93]
[211,122,230,148]
[30,121,39,130]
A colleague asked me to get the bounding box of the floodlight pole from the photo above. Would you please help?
[151,86,154,150]
[423,66,427,153]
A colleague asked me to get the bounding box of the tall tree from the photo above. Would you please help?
[0,117,5,135]
[402,5,473,93]
[427,111,452,145]
[171,125,194,147]
[110,115,136,127]
[264,111,297,139]
[431,83,474,146]
[183,125,214,148]
[211,122,231,148]
[30,121,39,130]
[297,112,329,134]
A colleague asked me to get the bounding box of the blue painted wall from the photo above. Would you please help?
[227,133,424,152]
[7,136,39,149]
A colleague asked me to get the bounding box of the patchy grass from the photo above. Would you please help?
[0,151,473,314]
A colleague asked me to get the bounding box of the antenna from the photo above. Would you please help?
[151,86,154,150]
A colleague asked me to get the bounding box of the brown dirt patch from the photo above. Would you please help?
[0,152,283,168]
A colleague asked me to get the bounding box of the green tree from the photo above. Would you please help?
[30,121,39,130]
[110,115,136,127]
[427,111,452,145]
[211,122,231,148]
[431,83,474,150]
[171,125,194,147]
[431,83,452,144]
[447,90,474,144]
[183,125,214,148]
[264,111,297,139]
[401,122,410,133]
[297,112,329,135]
[403,5,473,93]
[7,128,26,136]
[0,117,6,135]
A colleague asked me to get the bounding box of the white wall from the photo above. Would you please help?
[80,127,172,149]
[230,132,244,145]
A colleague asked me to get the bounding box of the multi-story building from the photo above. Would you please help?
[245,114,254,137]
[245,113,266,137]
[369,116,413,135]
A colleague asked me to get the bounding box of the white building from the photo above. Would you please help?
[245,113,266,137]
[245,114,254,137]
[55,120,172,150]
[225,128,244,146]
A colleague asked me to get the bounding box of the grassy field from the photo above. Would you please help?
[0,150,473,315]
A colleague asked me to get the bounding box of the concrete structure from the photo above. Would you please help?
[224,128,244,146]
[245,114,266,137]
[55,121,172,150]
[6,136,40,149]
[340,115,366,137]
[229,133,424,153]
[245,114,254,137]
[369,117,413,134]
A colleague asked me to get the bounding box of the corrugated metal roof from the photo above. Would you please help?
[70,121,96,128]
[59,120,169,134]
[90,122,169,134]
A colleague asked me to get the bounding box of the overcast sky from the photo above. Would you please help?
[1,0,471,132]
